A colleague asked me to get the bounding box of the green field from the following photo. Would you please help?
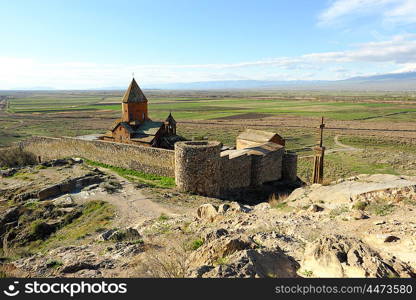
[2,90,416,184]
[6,91,416,122]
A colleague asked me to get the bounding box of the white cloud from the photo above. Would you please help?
[391,63,416,73]
[1,35,416,89]
[318,0,416,26]
[385,0,416,23]
[303,34,416,64]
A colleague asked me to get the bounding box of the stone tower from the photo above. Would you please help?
[121,78,148,124]
[165,112,177,135]
[174,141,222,197]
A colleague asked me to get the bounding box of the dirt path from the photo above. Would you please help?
[75,168,180,228]
[300,135,361,158]
[331,134,361,152]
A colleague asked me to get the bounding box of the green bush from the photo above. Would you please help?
[46,259,63,269]
[30,220,55,240]
[353,201,367,211]
[367,201,395,216]
[158,214,170,222]
[190,239,204,250]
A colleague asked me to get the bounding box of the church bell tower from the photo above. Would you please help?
[121,78,148,124]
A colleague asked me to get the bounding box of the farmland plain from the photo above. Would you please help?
[1,89,416,183]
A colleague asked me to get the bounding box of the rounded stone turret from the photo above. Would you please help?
[174,141,222,197]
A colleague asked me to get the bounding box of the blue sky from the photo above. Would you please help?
[1,0,416,89]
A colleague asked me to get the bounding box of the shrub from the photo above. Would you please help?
[367,201,395,216]
[101,180,122,194]
[30,220,55,240]
[23,200,40,210]
[301,269,314,277]
[190,238,204,250]
[46,259,63,269]
[0,148,37,168]
[158,214,170,222]
[329,205,349,219]
[353,201,367,211]
[135,237,189,278]
[215,256,228,266]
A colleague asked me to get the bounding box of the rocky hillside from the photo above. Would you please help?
[1,159,415,278]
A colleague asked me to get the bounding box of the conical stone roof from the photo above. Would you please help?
[122,78,148,103]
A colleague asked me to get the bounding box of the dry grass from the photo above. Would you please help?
[268,193,289,209]
[134,235,191,278]
[0,147,37,168]
[321,178,333,186]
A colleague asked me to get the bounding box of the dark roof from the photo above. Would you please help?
[130,135,155,143]
[165,112,176,124]
[110,120,164,144]
[109,119,122,131]
[119,122,135,133]
[134,121,164,135]
[122,78,148,103]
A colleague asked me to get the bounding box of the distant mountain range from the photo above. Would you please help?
[3,71,416,91]
[142,71,416,91]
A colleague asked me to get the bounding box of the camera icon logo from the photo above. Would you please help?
[3,281,20,297]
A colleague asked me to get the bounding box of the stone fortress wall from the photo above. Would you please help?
[174,140,297,197]
[19,135,297,197]
[19,136,175,177]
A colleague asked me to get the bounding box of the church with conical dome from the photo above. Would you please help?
[101,78,180,149]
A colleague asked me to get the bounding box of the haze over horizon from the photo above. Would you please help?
[1,0,416,89]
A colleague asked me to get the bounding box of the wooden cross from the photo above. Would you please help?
[319,116,325,148]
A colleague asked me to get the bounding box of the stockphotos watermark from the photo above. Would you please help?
[2,280,127,297]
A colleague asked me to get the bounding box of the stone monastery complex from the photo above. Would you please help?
[20,79,298,197]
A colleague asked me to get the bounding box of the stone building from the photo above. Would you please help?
[236,129,285,150]
[22,129,298,198]
[101,78,180,149]
[175,132,297,197]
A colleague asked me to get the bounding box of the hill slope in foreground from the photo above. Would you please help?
[1,158,415,278]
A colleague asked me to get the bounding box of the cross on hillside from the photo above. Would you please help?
[319,116,325,148]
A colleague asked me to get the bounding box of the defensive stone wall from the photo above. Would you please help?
[251,148,284,186]
[219,153,252,194]
[282,151,298,182]
[19,136,175,177]
[175,141,291,197]
[19,136,297,197]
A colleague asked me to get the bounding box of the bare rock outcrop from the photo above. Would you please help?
[301,235,416,278]
[187,235,255,268]
[196,204,219,222]
[12,245,116,277]
[198,249,300,278]
[287,174,416,209]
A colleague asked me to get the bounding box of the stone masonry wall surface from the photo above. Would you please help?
[18,137,295,196]
[219,153,252,193]
[282,152,298,182]
[175,141,222,197]
[251,148,284,186]
[19,136,175,177]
